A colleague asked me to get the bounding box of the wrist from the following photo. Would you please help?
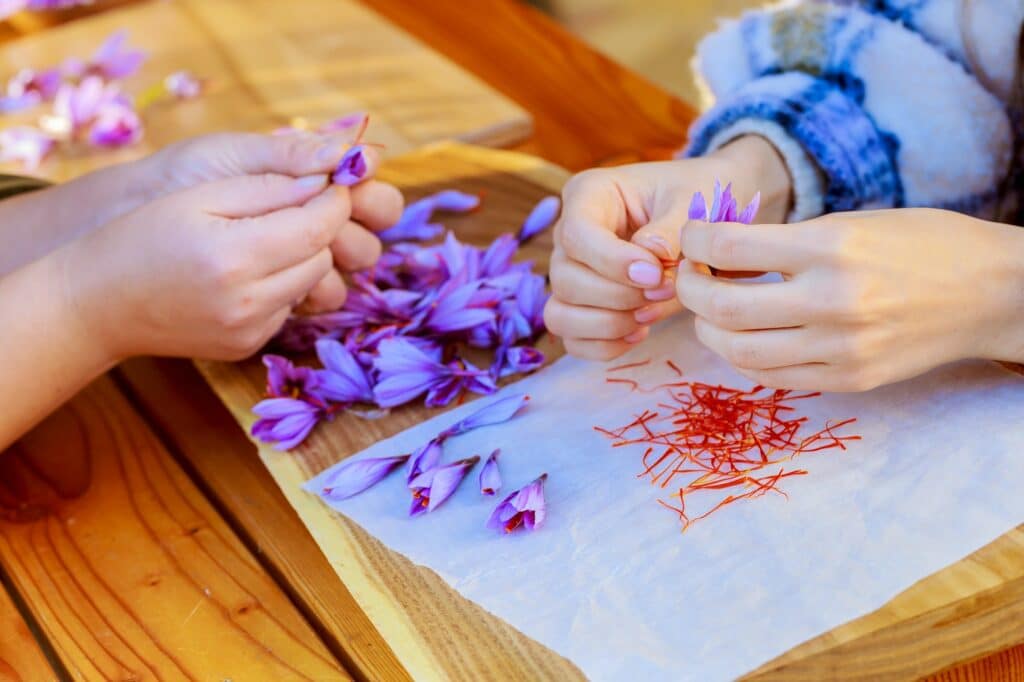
[710,135,793,224]
[974,219,1024,362]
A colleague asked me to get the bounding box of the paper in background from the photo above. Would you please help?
[306,315,1024,681]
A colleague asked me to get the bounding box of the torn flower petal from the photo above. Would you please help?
[479,449,501,496]
[439,393,529,439]
[332,144,368,186]
[517,195,560,244]
[320,454,409,501]
[409,456,479,516]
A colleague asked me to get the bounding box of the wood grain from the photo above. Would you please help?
[0,0,531,182]
[114,358,408,682]
[196,143,1024,681]
[363,0,697,170]
[0,579,57,681]
[0,376,348,681]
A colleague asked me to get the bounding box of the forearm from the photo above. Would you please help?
[0,246,118,451]
[0,157,153,276]
[710,135,793,224]
[980,221,1024,364]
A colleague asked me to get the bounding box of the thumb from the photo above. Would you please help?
[224,131,381,179]
[630,204,690,266]
[189,172,332,219]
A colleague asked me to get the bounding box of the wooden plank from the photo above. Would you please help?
[927,642,1024,682]
[0,376,349,681]
[114,358,409,682]
[362,0,697,171]
[0,0,531,181]
[0,578,58,681]
[194,142,1024,680]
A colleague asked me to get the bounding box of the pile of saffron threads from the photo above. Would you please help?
[596,360,860,531]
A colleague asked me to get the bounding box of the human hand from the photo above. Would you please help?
[677,208,1024,391]
[137,131,403,312]
[63,172,365,361]
[544,135,792,361]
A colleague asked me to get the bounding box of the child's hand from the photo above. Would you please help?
[544,136,790,361]
[63,172,364,361]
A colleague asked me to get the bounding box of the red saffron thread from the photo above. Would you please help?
[596,361,860,531]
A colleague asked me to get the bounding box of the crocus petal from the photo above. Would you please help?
[737,192,761,225]
[165,70,203,99]
[440,393,529,438]
[320,454,409,501]
[425,377,466,408]
[486,473,548,533]
[517,196,560,243]
[688,191,708,221]
[480,234,518,277]
[92,30,145,79]
[499,346,545,377]
[479,450,502,496]
[332,145,368,186]
[0,126,54,169]
[719,182,737,222]
[315,338,374,403]
[431,189,481,212]
[406,438,444,484]
[709,179,723,223]
[408,456,479,515]
[317,111,365,134]
[251,398,321,450]
[88,101,142,147]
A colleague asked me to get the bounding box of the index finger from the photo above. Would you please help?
[559,174,665,288]
[680,220,816,274]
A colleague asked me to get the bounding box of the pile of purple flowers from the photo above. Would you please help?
[251,191,559,451]
[0,30,202,169]
[316,393,549,534]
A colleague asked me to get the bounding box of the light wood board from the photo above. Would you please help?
[0,0,531,182]
[196,142,1024,680]
[0,376,349,681]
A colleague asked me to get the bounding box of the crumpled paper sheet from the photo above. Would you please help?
[306,315,1024,681]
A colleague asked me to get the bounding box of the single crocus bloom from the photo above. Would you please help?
[165,70,202,99]
[689,180,760,225]
[315,338,374,404]
[87,30,146,80]
[0,126,54,169]
[46,76,122,137]
[408,455,479,516]
[263,354,320,400]
[479,449,501,496]
[487,473,548,534]
[517,195,560,243]
[320,454,409,501]
[406,438,444,484]
[438,393,529,439]
[251,397,322,451]
[495,346,545,378]
[88,100,142,147]
[332,144,367,186]
[1,67,61,111]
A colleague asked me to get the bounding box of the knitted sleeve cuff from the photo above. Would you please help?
[684,72,903,218]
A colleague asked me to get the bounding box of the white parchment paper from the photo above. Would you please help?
[306,315,1024,681]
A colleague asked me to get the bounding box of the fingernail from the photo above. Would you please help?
[628,261,662,287]
[316,141,344,163]
[634,306,659,324]
[644,283,675,302]
[623,328,648,344]
[296,174,327,189]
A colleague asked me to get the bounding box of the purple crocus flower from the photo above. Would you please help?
[689,180,761,225]
[421,281,496,336]
[87,30,146,80]
[0,126,54,169]
[88,100,142,147]
[372,337,452,407]
[332,144,368,186]
[0,67,61,111]
[438,393,529,438]
[47,76,123,136]
[320,453,409,501]
[378,199,443,243]
[164,70,202,99]
[517,196,560,244]
[496,346,545,378]
[251,398,322,451]
[479,450,502,496]
[487,473,548,534]
[406,437,444,484]
[263,354,320,399]
[425,357,497,407]
[408,456,479,516]
[315,338,374,403]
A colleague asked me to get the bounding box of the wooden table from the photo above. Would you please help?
[0,2,1022,680]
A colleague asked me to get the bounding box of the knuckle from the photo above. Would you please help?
[707,291,741,328]
[205,250,248,288]
[708,228,739,266]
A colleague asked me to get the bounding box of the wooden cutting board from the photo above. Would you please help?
[0,0,531,182]
[196,142,1024,681]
